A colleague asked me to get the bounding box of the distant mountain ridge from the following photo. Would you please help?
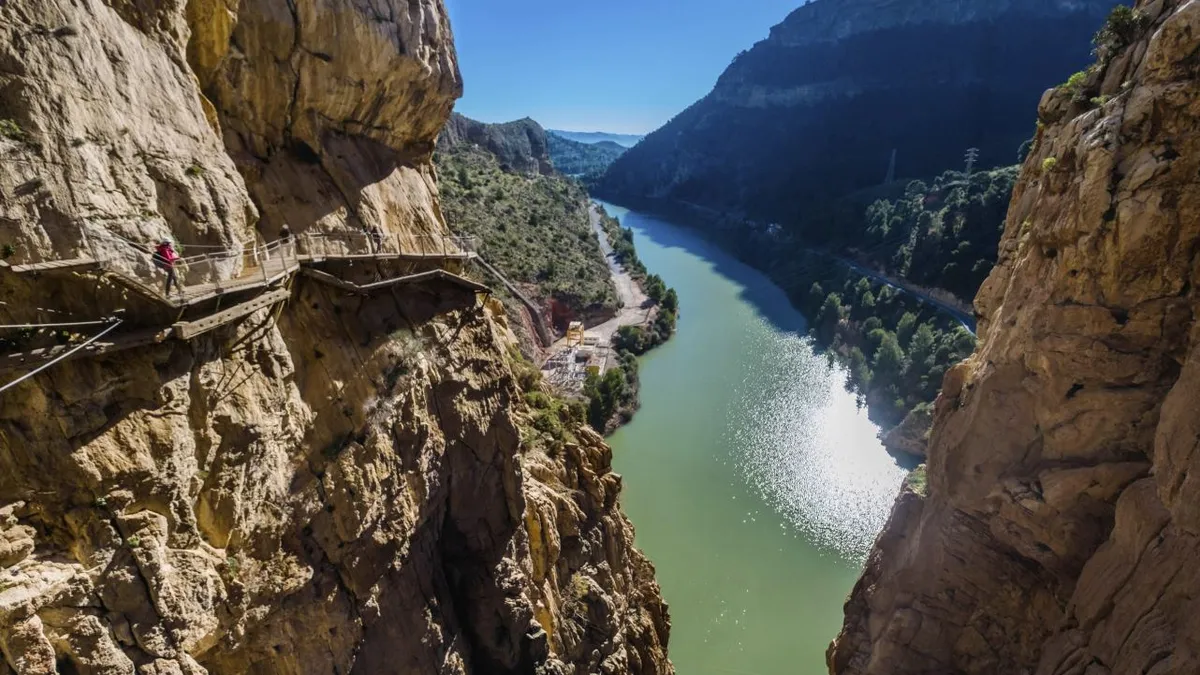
[546,133,628,181]
[439,113,552,175]
[549,130,644,148]
[599,0,1121,224]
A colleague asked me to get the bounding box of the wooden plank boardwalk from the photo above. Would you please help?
[0,327,171,369]
[9,258,100,274]
[0,232,507,374]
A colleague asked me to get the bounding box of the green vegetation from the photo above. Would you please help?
[0,119,25,141]
[583,351,641,432]
[597,210,650,280]
[125,536,141,548]
[185,163,205,177]
[613,297,677,355]
[730,166,1010,428]
[1094,5,1151,64]
[1061,67,1098,104]
[511,347,636,443]
[523,389,588,448]
[904,465,928,497]
[797,270,977,426]
[1,243,14,259]
[546,133,627,186]
[862,166,1017,300]
[436,145,618,318]
[1042,157,1058,174]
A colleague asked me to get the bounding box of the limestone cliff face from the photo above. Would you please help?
[0,1,670,673]
[830,1,1200,673]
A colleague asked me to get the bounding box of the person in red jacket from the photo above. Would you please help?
[152,239,180,296]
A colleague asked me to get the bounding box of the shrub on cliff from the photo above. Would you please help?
[1094,5,1151,63]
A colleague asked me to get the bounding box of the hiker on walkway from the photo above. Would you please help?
[152,239,181,296]
[278,224,294,259]
[367,225,383,253]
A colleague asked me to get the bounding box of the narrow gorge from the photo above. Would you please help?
[0,2,670,673]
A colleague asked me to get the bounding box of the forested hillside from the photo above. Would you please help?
[849,167,1018,301]
[436,117,618,341]
[547,132,627,184]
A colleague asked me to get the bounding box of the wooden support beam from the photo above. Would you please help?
[172,289,291,340]
[0,328,171,370]
[301,267,491,295]
[10,257,99,274]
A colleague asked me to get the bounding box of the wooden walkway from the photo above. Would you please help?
[3,234,479,309]
[0,290,290,371]
[0,232,497,373]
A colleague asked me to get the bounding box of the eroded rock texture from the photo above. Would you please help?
[0,1,670,673]
[830,1,1200,673]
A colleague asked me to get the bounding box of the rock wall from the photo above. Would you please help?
[0,1,670,673]
[830,1,1200,673]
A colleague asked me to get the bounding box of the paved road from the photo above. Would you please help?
[833,256,977,335]
[546,207,651,355]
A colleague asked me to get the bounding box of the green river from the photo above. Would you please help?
[597,202,908,675]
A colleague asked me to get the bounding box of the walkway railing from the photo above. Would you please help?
[296,232,478,259]
[61,230,475,306]
[82,232,300,304]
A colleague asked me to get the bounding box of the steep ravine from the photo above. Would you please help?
[831,1,1200,673]
[0,2,670,673]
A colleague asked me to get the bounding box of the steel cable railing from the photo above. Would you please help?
[60,229,475,303]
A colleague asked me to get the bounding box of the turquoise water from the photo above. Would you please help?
[598,201,907,675]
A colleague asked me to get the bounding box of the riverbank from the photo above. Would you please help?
[539,203,678,434]
[591,190,976,435]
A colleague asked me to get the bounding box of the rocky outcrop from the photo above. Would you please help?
[880,404,932,461]
[0,1,670,673]
[599,0,1118,224]
[830,2,1200,673]
[439,114,553,176]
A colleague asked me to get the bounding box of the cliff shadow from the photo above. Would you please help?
[226,129,442,242]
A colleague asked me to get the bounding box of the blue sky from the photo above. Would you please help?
[444,0,802,135]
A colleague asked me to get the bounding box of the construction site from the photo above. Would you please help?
[540,320,611,395]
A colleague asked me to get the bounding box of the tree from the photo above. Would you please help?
[806,282,825,314]
[820,293,845,322]
[896,312,918,345]
[661,288,679,314]
[848,347,872,391]
[854,277,872,300]
[872,333,906,384]
[645,274,667,303]
[908,323,937,372]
